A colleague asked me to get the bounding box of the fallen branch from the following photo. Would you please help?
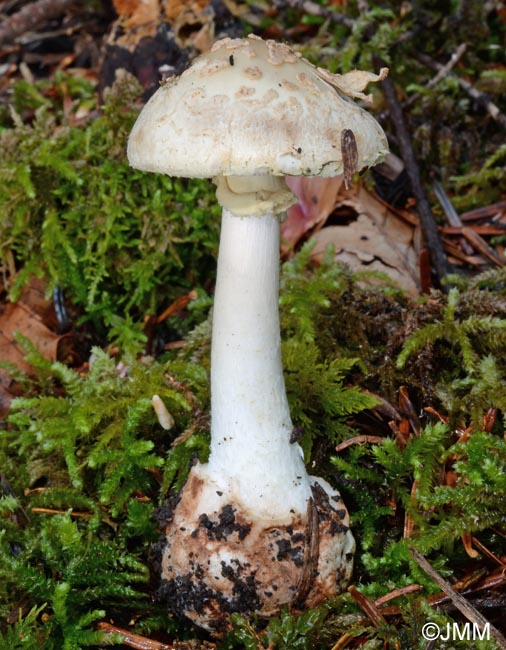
[97,622,215,650]
[405,43,467,108]
[0,0,75,46]
[331,569,506,649]
[434,174,505,266]
[379,567,506,615]
[410,547,506,650]
[416,51,506,130]
[377,62,453,286]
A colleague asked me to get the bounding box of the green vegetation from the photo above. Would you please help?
[0,71,220,352]
[2,250,506,648]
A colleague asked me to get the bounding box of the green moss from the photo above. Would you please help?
[2,247,506,648]
[0,72,220,353]
[2,3,506,642]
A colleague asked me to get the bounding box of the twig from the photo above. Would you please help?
[440,225,506,236]
[97,622,215,650]
[416,51,506,130]
[374,584,423,605]
[424,43,468,90]
[461,227,504,267]
[442,238,484,268]
[409,547,506,650]
[332,570,506,649]
[460,200,506,222]
[377,61,453,286]
[471,536,506,567]
[0,0,75,46]
[433,179,474,256]
[432,180,464,228]
[155,290,198,325]
[98,621,164,648]
[31,507,92,519]
[335,586,400,650]
[405,44,467,108]
[348,585,388,627]
[432,176,504,266]
[398,386,420,435]
[377,568,506,615]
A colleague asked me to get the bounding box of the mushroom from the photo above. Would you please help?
[128,35,388,632]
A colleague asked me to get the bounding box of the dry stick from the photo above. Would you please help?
[98,622,164,649]
[415,51,506,130]
[404,44,467,109]
[332,571,506,650]
[461,226,504,267]
[434,176,505,266]
[377,62,453,286]
[0,0,75,46]
[433,179,474,256]
[409,547,506,650]
[471,536,506,568]
[460,200,506,222]
[348,585,387,628]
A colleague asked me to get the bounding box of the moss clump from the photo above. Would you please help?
[0,346,209,647]
[0,71,221,353]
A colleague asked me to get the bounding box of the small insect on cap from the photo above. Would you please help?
[127,34,389,180]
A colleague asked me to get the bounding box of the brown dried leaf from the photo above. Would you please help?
[311,186,420,294]
[113,0,160,28]
[165,0,210,20]
[166,0,215,51]
[0,278,64,417]
[282,176,343,251]
[315,67,389,103]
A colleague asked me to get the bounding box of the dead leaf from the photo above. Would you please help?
[0,278,67,417]
[315,66,388,103]
[282,176,343,251]
[113,0,160,29]
[109,0,162,49]
[164,0,210,21]
[166,1,215,51]
[311,186,420,294]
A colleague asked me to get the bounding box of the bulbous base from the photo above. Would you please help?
[157,464,355,633]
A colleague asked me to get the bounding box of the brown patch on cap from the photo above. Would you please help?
[266,39,299,65]
[279,79,299,92]
[244,65,262,80]
[295,72,320,94]
[202,59,230,75]
[235,86,256,98]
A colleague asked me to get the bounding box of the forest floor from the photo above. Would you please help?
[1,1,506,649]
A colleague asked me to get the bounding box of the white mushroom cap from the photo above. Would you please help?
[127,34,388,179]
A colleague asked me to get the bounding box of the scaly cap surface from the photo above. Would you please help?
[127,34,388,178]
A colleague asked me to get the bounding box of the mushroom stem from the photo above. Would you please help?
[207,207,311,522]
